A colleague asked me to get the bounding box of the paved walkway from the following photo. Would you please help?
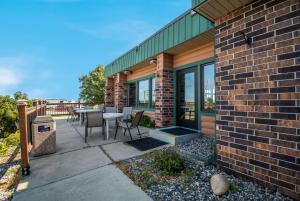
[13,117,153,201]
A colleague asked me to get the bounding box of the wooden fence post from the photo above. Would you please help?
[17,100,30,175]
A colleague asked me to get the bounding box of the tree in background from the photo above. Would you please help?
[13,91,28,100]
[79,65,106,104]
[0,96,18,137]
[13,91,33,107]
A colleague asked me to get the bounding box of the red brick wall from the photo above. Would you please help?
[215,0,300,199]
[155,53,174,127]
[114,72,128,112]
[105,78,114,106]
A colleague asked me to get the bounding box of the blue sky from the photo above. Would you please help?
[0,0,190,100]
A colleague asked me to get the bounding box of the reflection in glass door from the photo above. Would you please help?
[176,67,198,129]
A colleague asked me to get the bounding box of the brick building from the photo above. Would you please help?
[104,0,300,199]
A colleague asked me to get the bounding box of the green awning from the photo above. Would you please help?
[104,9,214,77]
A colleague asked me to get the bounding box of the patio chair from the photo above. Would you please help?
[67,106,78,121]
[105,106,117,113]
[114,110,144,140]
[121,107,132,122]
[97,104,105,112]
[85,111,105,142]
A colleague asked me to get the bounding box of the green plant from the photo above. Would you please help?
[139,115,155,128]
[0,96,18,137]
[4,131,20,146]
[230,183,240,193]
[0,141,8,156]
[154,151,185,175]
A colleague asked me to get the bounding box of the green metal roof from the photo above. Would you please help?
[192,0,206,8]
[104,9,214,77]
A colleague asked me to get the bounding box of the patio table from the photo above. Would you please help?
[103,113,123,140]
[75,109,101,124]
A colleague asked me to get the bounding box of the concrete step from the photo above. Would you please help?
[149,126,200,145]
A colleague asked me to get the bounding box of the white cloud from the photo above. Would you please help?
[0,55,50,97]
[0,68,20,86]
[0,56,27,88]
[67,19,158,45]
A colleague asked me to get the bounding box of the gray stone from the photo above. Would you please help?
[210,174,230,196]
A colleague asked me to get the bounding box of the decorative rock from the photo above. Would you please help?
[210,174,230,196]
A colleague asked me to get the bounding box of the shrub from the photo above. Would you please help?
[0,96,18,137]
[4,131,20,146]
[230,183,240,193]
[139,115,155,128]
[0,141,9,156]
[154,151,185,175]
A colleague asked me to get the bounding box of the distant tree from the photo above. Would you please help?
[13,91,28,100]
[13,91,33,107]
[0,96,18,137]
[79,65,106,104]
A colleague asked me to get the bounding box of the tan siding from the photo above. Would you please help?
[201,115,215,136]
[173,42,214,68]
[127,64,156,81]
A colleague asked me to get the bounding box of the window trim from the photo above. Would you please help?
[127,74,155,110]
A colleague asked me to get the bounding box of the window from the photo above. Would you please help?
[128,83,136,107]
[128,76,155,109]
[202,63,215,111]
[151,78,156,108]
[138,79,150,107]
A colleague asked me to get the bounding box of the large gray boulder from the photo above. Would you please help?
[210,174,230,196]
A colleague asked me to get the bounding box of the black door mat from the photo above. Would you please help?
[160,127,198,136]
[125,137,168,151]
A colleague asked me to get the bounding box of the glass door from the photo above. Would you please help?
[176,67,198,129]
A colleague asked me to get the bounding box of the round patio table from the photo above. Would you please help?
[103,113,124,140]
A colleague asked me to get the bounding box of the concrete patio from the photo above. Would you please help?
[12,116,156,201]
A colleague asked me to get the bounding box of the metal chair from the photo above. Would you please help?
[67,106,78,121]
[114,111,144,140]
[97,104,105,112]
[105,106,117,113]
[85,111,104,142]
[122,107,132,122]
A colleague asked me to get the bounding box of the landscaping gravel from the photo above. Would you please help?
[174,135,214,158]
[120,139,293,201]
[144,164,292,201]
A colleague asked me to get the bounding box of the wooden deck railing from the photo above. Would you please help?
[17,99,47,175]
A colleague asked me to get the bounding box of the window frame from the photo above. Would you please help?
[127,75,155,110]
[200,62,215,112]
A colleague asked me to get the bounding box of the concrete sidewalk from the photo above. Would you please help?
[13,117,152,201]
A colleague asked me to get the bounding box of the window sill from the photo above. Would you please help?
[133,107,155,111]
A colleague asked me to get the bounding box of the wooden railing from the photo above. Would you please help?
[17,99,47,175]
[46,102,81,116]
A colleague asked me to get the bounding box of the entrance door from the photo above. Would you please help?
[176,67,198,129]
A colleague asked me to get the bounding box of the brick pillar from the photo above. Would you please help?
[105,77,114,106]
[114,72,127,112]
[155,53,174,127]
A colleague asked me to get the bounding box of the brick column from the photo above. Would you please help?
[105,77,114,106]
[155,53,174,127]
[114,72,128,112]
